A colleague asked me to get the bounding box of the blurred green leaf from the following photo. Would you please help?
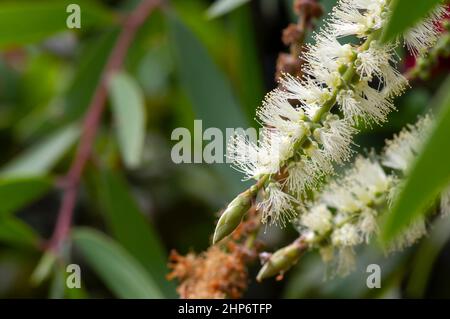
[168,13,249,195]
[0,58,20,108]
[174,1,233,64]
[407,216,450,298]
[206,0,251,19]
[73,228,163,298]
[49,264,89,299]
[108,72,146,169]
[382,77,450,243]
[168,13,247,133]
[15,53,66,141]
[21,54,61,110]
[48,265,65,299]
[1,125,80,177]
[0,176,52,215]
[381,0,443,43]
[0,216,39,248]
[31,251,57,286]
[136,45,173,97]
[230,5,264,122]
[0,0,114,48]
[96,169,174,297]
[65,30,118,119]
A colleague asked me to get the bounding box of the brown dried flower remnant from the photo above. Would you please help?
[167,247,248,299]
[168,208,261,299]
[276,0,323,80]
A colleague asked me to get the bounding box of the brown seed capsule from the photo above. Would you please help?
[282,24,303,46]
[276,53,303,80]
[294,0,323,19]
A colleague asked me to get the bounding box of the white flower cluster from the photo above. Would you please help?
[296,115,448,276]
[228,0,445,226]
[298,156,390,275]
[382,116,433,171]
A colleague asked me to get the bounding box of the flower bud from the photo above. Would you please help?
[212,191,253,244]
[256,238,306,281]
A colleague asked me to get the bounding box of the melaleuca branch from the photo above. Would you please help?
[213,0,446,246]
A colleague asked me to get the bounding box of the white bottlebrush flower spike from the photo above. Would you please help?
[295,116,450,276]
[225,0,445,227]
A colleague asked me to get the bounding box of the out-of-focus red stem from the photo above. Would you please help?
[48,0,162,252]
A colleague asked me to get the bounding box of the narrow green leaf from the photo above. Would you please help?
[382,76,450,242]
[229,5,264,123]
[95,169,174,297]
[49,264,89,299]
[168,13,249,195]
[381,0,443,43]
[1,125,80,177]
[0,216,39,248]
[0,0,114,48]
[108,72,146,169]
[31,251,57,286]
[0,176,52,215]
[406,216,450,298]
[168,14,247,129]
[206,0,251,19]
[65,29,118,119]
[73,228,163,299]
[48,265,66,299]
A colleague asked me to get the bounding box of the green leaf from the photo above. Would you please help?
[174,1,233,64]
[48,265,66,299]
[136,45,173,97]
[0,0,114,48]
[382,76,450,242]
[206,0,251,19]
[229,5,264,123]
[0,216,39,248]
[381,0,443,43]
[95,169,174,297]
[168,13,248,134]
[108,72,146,169]
[0,176,52,215]
[1,125,80,177]
[31,251,57,286]
[65,29,118,119]
[168,13,249,196]
[407,216,450,298]
[73,228,163,299]
[48,264,89,299]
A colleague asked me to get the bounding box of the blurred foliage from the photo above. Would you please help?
[0,0,449,299]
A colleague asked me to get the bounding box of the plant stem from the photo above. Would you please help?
[48,0,162,253]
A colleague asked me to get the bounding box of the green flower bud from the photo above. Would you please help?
[212,191,252,244]
[256,239,306,282]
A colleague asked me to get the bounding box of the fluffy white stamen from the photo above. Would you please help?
[258,183,299,227]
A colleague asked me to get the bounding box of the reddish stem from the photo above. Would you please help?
[48,0,162,252]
